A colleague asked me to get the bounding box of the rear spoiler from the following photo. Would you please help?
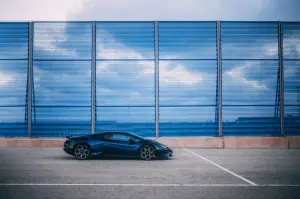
[66,135,72,139]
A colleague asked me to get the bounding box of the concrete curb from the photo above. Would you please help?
[0,137,300,148]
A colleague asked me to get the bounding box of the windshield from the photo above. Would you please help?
[130,132,145,140]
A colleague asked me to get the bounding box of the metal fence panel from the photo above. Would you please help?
[0,22,28,137]
[96,22,155,60]
[33,22,92,60]
[0,22,29,59]
[221,22,280,136]
[31,22,92,137]
[159,21,217,59]
[283,22,300,135]
[1,21,300,138]
[95,22,155,137]
[158,21,218,136]
[221,22,279,60]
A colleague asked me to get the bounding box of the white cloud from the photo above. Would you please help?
[284,31,300,58]
[0,0,87,21]
[33,23,77,57]
[159,62,204,86]
[225,63,267,90]
[265,42,279,57]
[1,0,299,21]
[96,29,205,86]
[0,71,15,86]
[223,40,279,90]
[69,0,273,21]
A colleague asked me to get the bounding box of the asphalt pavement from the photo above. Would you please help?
[0,148,300,199]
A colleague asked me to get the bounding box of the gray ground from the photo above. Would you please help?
[0,148,300,199]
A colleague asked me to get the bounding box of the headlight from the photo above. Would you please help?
[159,145,167,149]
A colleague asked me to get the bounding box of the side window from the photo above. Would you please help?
[90,134,103,140]
[131,136,141,142]
[110,133,130,141]
[103,133,112,139]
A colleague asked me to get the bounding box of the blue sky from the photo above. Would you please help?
[0,0,300,123]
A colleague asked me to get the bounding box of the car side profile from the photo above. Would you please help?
[63,131,173,160]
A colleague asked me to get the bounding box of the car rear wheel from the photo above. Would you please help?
[73,144,91,160]
[140,145,155,160]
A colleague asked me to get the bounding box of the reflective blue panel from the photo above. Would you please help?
[284,61,300,105]
[158,25,218,136]
[284,61,300,135]
[0,23,29,59]
[159,107,218,136]
[96,61,155,106]
[33,22,92,60]
[96,107,155,137]
[159,60,217,105]
[96,22,155,59]
[0,106,26,122]
[31,107,91,137]
[282,22,300,59]
[222,60,278,105]
[32,60,91,137]
[0,107,27,137]
[159,22,217,59]
[0,60,28,106]
[221,22,278,59]
[222,106,280,136]
[33,61,91,106]
[221,22,280,136]
[0,59,28,137]
[284,106,300,136]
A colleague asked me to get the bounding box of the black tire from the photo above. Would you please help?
[139,145,156,160]
[73,143,91,160]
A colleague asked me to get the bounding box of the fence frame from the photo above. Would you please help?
[0,20,293,137]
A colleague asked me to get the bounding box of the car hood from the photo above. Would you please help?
[146,139,169,148]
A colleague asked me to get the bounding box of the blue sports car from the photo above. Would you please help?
[63,131,173,160]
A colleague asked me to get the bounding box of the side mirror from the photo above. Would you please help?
[128,138,136,144]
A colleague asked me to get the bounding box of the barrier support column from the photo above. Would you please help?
[92,21,96,134]
[217,21,223,137]
[155,21,159,139]
[27,22,33,137]
[279,21,284,136]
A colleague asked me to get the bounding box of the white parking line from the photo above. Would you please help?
[0,183,299,187]
[183,148,257,186]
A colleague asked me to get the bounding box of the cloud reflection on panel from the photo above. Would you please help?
[1,22,300,125]
[95,23,213,106]
[32,23,92,123]
[0,23,28,124]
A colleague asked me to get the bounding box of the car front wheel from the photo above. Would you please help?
[140,145,156,160]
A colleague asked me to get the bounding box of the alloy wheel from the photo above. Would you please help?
[74,144,90,160]
[140,145,155,160]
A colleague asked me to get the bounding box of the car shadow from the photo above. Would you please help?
[55,155,171,161]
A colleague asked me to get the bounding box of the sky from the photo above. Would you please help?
[0,0,300,125]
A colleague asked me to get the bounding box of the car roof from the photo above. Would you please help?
[95,131,144,138]
[96,131,130,135]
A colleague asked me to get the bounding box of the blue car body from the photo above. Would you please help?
[63,131,173,160]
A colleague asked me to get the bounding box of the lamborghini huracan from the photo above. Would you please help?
[63,131,173,160]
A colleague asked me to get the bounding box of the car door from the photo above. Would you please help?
[106,133,138,156]
[88,133,112,154]
[97,132,120,155]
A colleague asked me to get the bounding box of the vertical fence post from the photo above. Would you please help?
[279,21,284,136]
[154,21,159,139]
[91,21,96,134]
[27,22,33,137]
[217,21,222,137]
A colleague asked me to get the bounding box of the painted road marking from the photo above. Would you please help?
[0,183,299,187]
[183,148,257,186]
